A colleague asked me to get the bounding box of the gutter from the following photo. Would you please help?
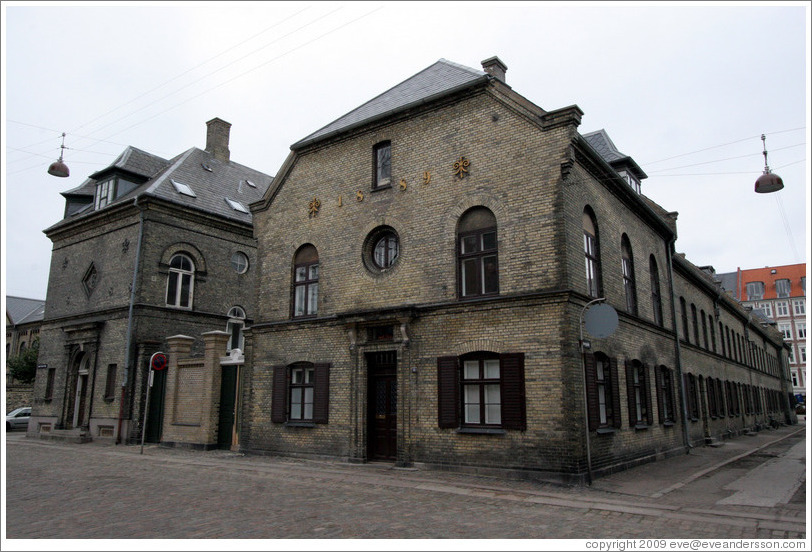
[116,196,146,444]
[665,237,692,451]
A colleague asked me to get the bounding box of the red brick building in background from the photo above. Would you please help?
[717,264,807,404]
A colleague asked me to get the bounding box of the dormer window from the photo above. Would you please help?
[618,170,641,194]
[94,176,140,210]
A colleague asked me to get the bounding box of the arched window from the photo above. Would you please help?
[621,235,637,315]
[626,360,652,427]
[226,306,246,352]
[649,255,663,326]
[166,254,195,308]
[583,208,602,298]
[680,297,689,343]
[293,245,319,318]
[458,207,499,298]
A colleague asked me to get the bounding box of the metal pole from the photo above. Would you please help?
[139,369,154,455]
[580,297,605,486]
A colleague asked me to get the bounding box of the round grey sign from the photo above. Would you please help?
[584,303,619,338]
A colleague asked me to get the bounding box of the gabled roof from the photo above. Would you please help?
[291,59,489,150]
[6,296,46,326]
[582,129,647,180]
[49,145,273,232]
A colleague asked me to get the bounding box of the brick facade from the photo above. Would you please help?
[242,58,794,482]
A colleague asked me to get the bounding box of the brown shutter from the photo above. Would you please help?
[643,364,654,426]
[625,360,636,427]
[500,353,526,431]
[668,369,678,422]
[655,366,665,424]
[271,365,288,423]
[437,356,459,428]
[610,357,622,429]
[312,363,330,424]
[584,353,599,431]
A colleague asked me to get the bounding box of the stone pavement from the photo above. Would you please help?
[3,421,808,543]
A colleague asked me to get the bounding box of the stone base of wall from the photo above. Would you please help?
[35,428,92,444]
[5,384,33,412]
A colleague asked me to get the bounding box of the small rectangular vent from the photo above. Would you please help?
[98,426,115,438]
[39,424,52,433]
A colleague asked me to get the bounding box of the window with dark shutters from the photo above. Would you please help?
[271,365,288,423]
[437,356,459,428]
[626,360,652,427]
[499,353,526,431]
[585,353,620,430]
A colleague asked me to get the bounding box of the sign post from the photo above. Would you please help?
[140,352,167,455]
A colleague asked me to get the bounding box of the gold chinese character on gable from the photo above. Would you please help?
[453,157,470,179]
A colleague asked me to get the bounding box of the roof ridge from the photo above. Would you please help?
[144,147,196,195]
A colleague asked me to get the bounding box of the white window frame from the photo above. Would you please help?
[746,281,764,301]
[779,323,792,340]
[797,322,806,340]
[776,301,789,317]
[776,279,791,298]
[793,299,805,316]
[166,254,195,309]
[759,302,773,318]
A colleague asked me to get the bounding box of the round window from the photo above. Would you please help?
[230,251,249,274]
[364,227,400,273]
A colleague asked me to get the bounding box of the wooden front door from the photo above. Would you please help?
[367,351,397,461]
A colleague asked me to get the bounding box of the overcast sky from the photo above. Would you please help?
[2,1,809,302]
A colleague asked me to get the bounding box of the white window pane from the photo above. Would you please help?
[465,405,480,424]
[304,388,314,419]
[305,368,314,384]
[294,286,305,316]
[484,359,500,379]
[307,283,318,314]
[309,265,319,280]
[463,361,479,380]
[485,404,501,425]
[464,385,480,405]
[292,368,303,384]
[295,266,307,282]
[484,384,500,406]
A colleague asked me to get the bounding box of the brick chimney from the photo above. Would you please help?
[481,56,507,83]
[205,117,231,163]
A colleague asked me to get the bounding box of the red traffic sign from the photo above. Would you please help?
[150,352,168,371]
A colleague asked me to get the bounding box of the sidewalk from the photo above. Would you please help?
[590,420,806,499]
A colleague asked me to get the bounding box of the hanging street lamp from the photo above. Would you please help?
[47,132,70,178]
[754,133,784,193]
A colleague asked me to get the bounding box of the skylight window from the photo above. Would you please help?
[245,179,256,188]
[226,198,249,214]
[201,163,213,172]
[171,179,197,197]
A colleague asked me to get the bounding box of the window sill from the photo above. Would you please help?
[596,427,616,435]
[103,397,115,403]
[371,184,392,193]
[456,427,506,435]
[285,421,316,428]
[663,421,676,427]
[633,424,649,431]
[172,423,200,427]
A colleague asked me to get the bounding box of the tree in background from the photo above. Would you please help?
[7,339,39,384]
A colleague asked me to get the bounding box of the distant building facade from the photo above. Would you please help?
[716,264,807,404]
[5,296,45,409]
[28,118,272,443]
[235,57,793,483]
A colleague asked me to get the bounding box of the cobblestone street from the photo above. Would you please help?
[3,424,807,544]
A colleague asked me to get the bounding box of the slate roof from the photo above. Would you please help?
[292,59,489,150]
[6,296,46,326]
[582,129,647,179]
[50,145,273,231]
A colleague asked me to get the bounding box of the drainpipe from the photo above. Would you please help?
[116,197,146,444]
[665,238,691,451]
